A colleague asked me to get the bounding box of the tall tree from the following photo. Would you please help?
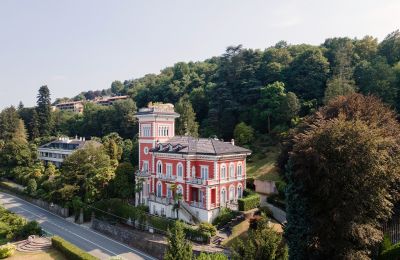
[324,41,357,103]
[354,57,397,106]
[285,48,330,101]
[58,142,114,204]
[164,221,193,260]
[36,85,52,137]
[379,30,400,65]
[232,217,287,260]
[175,95,199,137]
[285,94,400,259]
[111,80,125,95]
[108,162,135,200]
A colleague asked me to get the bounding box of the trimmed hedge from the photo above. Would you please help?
[238,193,260,211]
[52,236,98,260]
[148,215,174,232]
[184,225,211,242]
[212,208,240,228]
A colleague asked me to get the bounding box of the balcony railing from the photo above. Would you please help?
[186,178,219,186]
[136,170,151,177]
[157,174,176,181]
[149,194,174,205]
[190,201,205,209]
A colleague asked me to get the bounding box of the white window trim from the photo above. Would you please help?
[200,165,209,180]
[177,163,184,179]
[142,160,149,172]
[220,188,227,205]
[237,184,243,199]
[166,163,173,177]
[220,163,226,179]
[157,160,163,174]
[229,185,235,201]
[237,162,243,178]
[229,163,235,178]
[156,181,163,197]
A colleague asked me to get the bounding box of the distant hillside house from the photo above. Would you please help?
[54,96,129,113]
[55,101,84,113]
[135,103,251,224]
[38,137,100,167]
[94,95,129,106]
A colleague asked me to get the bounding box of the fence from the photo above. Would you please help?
[383,216,400,244]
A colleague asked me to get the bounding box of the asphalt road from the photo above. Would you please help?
[0,191,156,260]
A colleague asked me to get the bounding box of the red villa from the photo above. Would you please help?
[135,103,251,223]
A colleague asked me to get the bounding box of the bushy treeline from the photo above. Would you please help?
[61,31,400,141]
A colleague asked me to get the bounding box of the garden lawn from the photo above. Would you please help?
[247,146,282,181]
[8,248,67,260]
[221,220,249,247]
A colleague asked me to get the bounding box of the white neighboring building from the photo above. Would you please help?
[38,137,99,167]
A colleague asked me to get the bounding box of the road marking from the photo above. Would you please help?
[0,192,156,260]
[15,205,119,258]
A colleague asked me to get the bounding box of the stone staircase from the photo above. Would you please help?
[179,200,200,224]
[16,236,52,253]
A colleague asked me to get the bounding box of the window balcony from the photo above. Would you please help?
[149,194,174,205]
[186,178,219,186]
[190,201,205,209]
[157,173,176,181]
[136,170,151,178]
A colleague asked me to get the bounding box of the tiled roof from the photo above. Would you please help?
[150,136,251,155]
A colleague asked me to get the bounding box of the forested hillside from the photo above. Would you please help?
[49,31,400,143]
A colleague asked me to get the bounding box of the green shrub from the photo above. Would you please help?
[17,221,42,238]
[380,235,392,254]
[52,236,98,260]
[183,225,210,243]
[212,208,240,228]
[148,216,174,232]
[258,206,273,217]
[0,243,16,259]
[379,241,400,260]
[238,193,260,211]
[199,222,217,237]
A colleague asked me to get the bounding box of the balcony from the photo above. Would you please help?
[149,194,174,205]
[186,178,219,186]
[136,170,151,178]
[190,201,205,209]
[157,173,176,182]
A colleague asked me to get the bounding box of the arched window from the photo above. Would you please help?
[177,185,184,198]
[177,163,184,178]
[229,186,235,201]
[237,185,243,199]
[157,182,162,197]
[220,188,226,205]
[157,161,162,174]
[229,163,235,178]
[192,166,196,178]
[220,164,226,179]
[237,163,242,178]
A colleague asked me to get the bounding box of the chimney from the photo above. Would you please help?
[231,139,235,146]
[83,137,85,141]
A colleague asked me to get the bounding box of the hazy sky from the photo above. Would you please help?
[1,0,399,109]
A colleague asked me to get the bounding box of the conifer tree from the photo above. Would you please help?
[175,95,199,137]
[36,85,52,137]
[164,221,193,260]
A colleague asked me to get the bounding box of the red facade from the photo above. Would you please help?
[136,104,249,214]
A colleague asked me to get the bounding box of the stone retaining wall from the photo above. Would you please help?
[92,218,167,259]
